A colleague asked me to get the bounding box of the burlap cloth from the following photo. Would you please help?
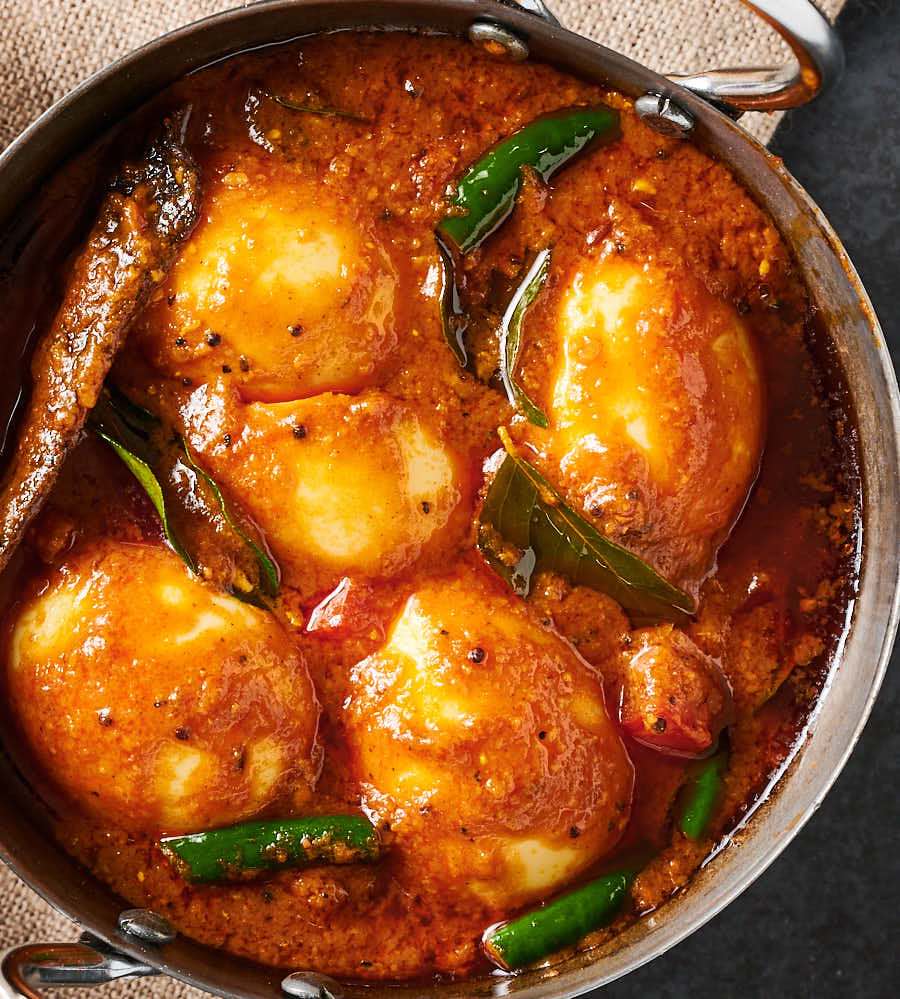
[0,1,845,996]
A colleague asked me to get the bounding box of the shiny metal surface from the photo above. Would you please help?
[281,972,345,998]
[0,2,895,998]
[117,909,178,946]
[468,20,530,60]
[503,0,560,27]
[668,0,845,113]
[633,93,696,137]
[0,937,156,997]
[527,0,845,115]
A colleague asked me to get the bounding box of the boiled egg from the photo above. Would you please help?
[344,561,634,907]
[6,539,320,833]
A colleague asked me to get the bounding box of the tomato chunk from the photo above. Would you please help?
[618,625,733,757]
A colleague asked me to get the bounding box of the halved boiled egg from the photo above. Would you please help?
[344,561,634,907]
[538,253,763,590]
[185,389,467,595]
[5,539,320,832]
[136,163,399,401]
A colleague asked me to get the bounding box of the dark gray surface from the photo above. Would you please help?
[593,2,900,996]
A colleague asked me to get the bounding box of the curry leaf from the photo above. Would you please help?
[436,234,468,367]
[90,393,196,572]
[478,430,695,624]
[104,384,158,435]
[90,388,279,602]
[180,442,280,600]
[267,91,370,123]
[499,248,550,427]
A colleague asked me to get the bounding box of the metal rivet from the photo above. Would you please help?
[281,971,344,999]
[468,21,529,62]
[634,93,695,138]
[117,909,176,946]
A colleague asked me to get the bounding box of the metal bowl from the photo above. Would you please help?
[0,2,897,997]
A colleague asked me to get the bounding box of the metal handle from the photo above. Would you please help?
[0,935,157,998]
[509,0,844,115]
[669,0,844,113]
[501,0,560,26]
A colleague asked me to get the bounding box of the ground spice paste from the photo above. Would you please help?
[0,32,858,984]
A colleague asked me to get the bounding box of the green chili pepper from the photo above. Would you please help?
[438,105,620,254]
[678,746,729,840]
[483,871,632,971]
[160,815,381,884]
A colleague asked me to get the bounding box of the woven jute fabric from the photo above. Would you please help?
[0,1,845,996]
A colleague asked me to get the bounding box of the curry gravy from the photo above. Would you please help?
[0,32,858,983]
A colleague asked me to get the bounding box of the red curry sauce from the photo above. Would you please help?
[0,31,858,984]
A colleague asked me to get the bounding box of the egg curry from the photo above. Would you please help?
[0,31,858,985]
